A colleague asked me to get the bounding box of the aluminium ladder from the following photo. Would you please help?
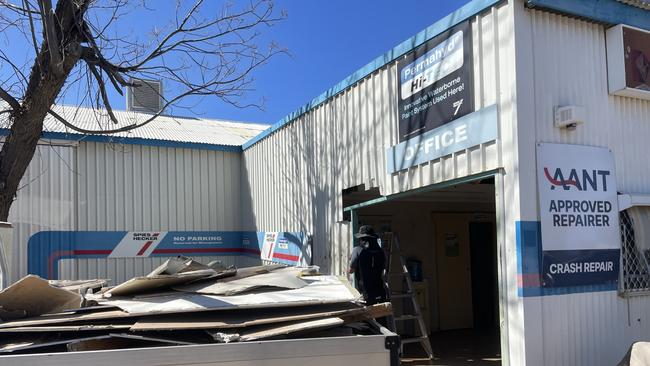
[382,232,434,361]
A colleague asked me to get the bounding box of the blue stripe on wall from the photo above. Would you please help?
[516,220,618,297]
[242,0,503,150]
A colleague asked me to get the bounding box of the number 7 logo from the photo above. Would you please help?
[453,99,464,115]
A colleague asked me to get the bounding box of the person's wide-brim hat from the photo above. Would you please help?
[355,225,377,238]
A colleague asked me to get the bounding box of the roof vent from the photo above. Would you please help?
[127,78,163,113]
[617,0,650,10]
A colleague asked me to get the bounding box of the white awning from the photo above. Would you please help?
[618,194,650,211]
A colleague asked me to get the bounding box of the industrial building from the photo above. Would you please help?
[5,0,650,365]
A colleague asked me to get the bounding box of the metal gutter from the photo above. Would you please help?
[242,0,504,151]
[526,0,650,29]
[0,129,243,153]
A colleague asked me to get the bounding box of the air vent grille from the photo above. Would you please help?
[127,79,163,113]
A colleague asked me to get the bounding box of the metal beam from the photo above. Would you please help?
[343,169,501,212]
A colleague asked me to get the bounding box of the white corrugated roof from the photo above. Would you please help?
[1,104,268,147]
[617,0,650,10]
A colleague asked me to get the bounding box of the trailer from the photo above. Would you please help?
[0,322,399,366]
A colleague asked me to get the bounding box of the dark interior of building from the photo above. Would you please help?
[344,178,501,365]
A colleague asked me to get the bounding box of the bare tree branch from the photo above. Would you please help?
[0,86,19,111]
[0,0,286,219]
[37,0,63,76]
[86,63,118,124]
[23,0,41,60]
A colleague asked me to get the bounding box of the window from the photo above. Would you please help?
[620,207,650,295]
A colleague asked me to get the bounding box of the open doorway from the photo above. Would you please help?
[345,177,501,366]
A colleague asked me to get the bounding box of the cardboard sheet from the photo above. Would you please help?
[130,303,361,331]
[0,324,133,332]
[65,333,195,352]
[210,303,392,342]
[0,333,193,354]
[173,267,308,295]
[0,275,83,317]
[48,279,109,293]
[101,276,360,315]
[236,317,344,341]
[148,256,218,276]
[104,269,217,297]
[0,309,132,329]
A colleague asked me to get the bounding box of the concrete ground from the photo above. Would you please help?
[402,328,501,366]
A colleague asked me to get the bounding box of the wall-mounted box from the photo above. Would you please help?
[606,24,650,100]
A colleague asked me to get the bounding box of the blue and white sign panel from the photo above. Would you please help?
[397,20,473,142]
[28,231,309,279]
[536,143,620,288]
[386,104,497,174]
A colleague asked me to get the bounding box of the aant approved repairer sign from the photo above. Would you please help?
[536,143,620,288]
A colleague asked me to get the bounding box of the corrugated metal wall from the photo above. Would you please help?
[58,256,260,285]
[241,3,513,275]
[519,8,650,366]
[61,142,242,282]
[8,141,243,283]
[8,144,76,284]
[77,142,241,232]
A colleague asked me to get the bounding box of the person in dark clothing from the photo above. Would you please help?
[349,225,387,305]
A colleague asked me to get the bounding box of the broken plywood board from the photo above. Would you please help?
[130,302,362,331]
[101,275,360,315]
[172,266,308,295]
[0,275,82,317]
[0,309,132,329]
[217,302,392,342]
[103,269,217,297]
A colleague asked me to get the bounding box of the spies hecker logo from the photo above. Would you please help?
[543,167,610,191]
[108,231,168,258]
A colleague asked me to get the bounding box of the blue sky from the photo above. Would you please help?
[221,0,472,124]
[1,1,471,125]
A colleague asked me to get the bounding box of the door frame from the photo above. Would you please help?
[343,169,510,366]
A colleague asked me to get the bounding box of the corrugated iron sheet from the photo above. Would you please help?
[7,141,243,283]
[522,9,650,366]
[0,104,267,147]
[241,4,512,275]
[616,0,650,10]
[7,145,76,284]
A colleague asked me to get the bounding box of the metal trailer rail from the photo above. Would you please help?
[0,327,400,366]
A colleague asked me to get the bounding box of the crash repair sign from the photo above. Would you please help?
[536,143,620,288]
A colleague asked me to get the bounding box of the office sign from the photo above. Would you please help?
[537,143,620,287]
[606,24,650,100]
[397,20,473,142]
[386,105,497,174]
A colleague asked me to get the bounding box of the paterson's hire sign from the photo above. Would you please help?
[536,143,620,288]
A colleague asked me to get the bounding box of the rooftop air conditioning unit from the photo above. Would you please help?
[127,78,163,113]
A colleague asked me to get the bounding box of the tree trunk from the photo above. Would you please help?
[0,0,88,221]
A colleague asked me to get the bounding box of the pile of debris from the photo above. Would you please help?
[0,257,391,355]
